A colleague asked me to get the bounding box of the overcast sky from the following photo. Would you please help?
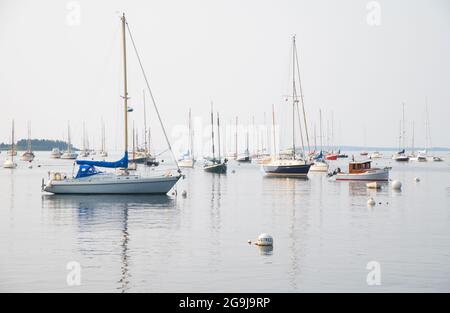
[0,0,449,154]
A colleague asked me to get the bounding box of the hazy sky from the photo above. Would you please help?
[1,0,449,154]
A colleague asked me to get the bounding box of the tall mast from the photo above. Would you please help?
[402,102,406,150]
[188,108,192,159]
[211,102,215,161]
[319,109,323,152]
[27,120,32,152]
[411,121,415,154]
[11,120,15,162]
[292,36,296,160]
[235,116,238,157]
[67,121,71,153]
[293,35,310,153]
[82,121,86,152]
[132,121,135,159]
[272,104,276,158]
[217,112,221,161]
[143,89,148,153]
[121,13,129,155]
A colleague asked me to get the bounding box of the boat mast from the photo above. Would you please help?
[132,121,135,159]
[292,36,296,160]
[402,102,406,150]
[143,89,148,153]
[211,102,215,161]
[82,121,86,152]
[121,13,129,155]
[272,103,276,158]
[188,108,192,159]
[293,35,310,153]
[27,120,32,152]
[217,112,221,161]
[235,116,238,157]
[411,121,415,154]
[319,109,323,152]
[11,119,15,162]
[67,121,71,153]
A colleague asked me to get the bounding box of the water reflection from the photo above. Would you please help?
[41,194,176,292]
[208,174,223,270]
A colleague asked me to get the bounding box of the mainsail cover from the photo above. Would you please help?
[76,152,128,168]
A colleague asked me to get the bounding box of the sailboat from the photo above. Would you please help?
[310,109,329,172]
[204,104,227,173]
[392,103,409,162]
[253,113,272,165]
[178,108,195,168]
[20,121,35,161]
[50,147,62,158]
[42,13,181,194]
[262,35,311,177]
[7,121,17,157]
[236,127,251,163]
[78,122,90,158]
[3,120,18,168]
[99,120,108,157]
[61,122,78,159]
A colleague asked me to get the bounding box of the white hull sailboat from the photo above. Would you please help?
[178,108,195,168]
[20,121,35,162]
[3,120,17,169]
[61,122,78,159]
[310,160,328,172]
[43,172,179,194]
[50,148,62,159]
[43,13,181,195]
[263,37,312,177]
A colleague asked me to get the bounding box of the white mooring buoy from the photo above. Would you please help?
[255,233,273,246]
[367,197,376,206]
[414,177,420,182]
[392,180,402,190]
[181,190,187,197]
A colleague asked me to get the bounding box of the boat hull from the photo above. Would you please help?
[20,152,35,161]
[263,162,311,177]
[310,161,329,172]
[335,168,389,181]
[178,159,194,168]
[43,175,181,194]
[204,163,227,173]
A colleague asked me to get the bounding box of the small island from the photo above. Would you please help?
[0,139,78,151]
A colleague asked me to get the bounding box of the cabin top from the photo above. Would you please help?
[348,160,372,173]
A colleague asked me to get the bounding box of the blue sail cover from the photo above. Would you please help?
[314,151,323,160]
[76,152,129,169]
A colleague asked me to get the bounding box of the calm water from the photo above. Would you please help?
[1,152,449,292]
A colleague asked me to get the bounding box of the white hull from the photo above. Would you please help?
[44,173,181,194]
[20,152,35,161]
[178,159,194,168]
[336,168,389,181]
[61,152,78,159]
[50,148,62,159]
[7,150,17,156]
[3,160,17,168]
[310,161,329,172]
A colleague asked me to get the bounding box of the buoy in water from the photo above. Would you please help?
[232,170,236,174]
[392,180,402,190]
[414,177,420,182]
[182,190,187,197]
[247,240,252,244]
[28,164,33,169]
[366,182,381,189]
[367,197,376,206]
[255,233,273,246]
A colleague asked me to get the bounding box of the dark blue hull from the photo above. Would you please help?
[263,164,311,176]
